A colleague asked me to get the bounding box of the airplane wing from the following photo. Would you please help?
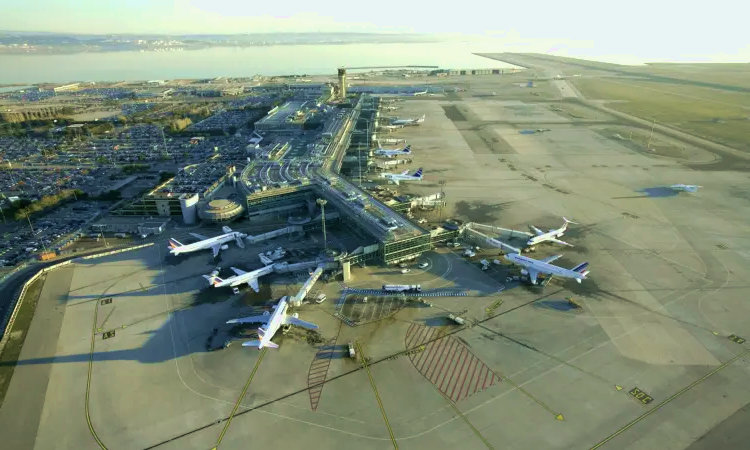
[530,226,544,236]
[227,315,270,325]
[540,255,563,264]
[235,235,245,249]
[190,232,210,241]
[231,267,247,276]
[211,243,221,258]
[527,268,539,282]
[283,316,319,330]
[549,238,573,247]
[247,278,260,293]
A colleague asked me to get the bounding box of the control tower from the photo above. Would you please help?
[337,68,347,100]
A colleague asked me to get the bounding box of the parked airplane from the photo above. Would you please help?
[168,226,246,258]
[226,296,319,349]
[375,144,411,157]
[484,238,590,284]
[380,167,423,185]
[413,89,429,96]
[203,264,275,293]
[378,125,403,132]
[505,253,590,284]
[391,115,425,126]
[670,184,702,193]
[527,217,578,247]
[382,106,399,111]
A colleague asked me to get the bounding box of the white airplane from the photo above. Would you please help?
[505,253,590,285]
[381,167,423,185]
[226,296,319,349]
[382,106,399,111]
[168,226,246,258]
[375,144,411,157]
[413,89,429,96]
[527,217,578,247]
[485,238,590,285]
[670,184,702,193]
[378,124,403,132]
[202,264,275,293]
[391,115,425,126]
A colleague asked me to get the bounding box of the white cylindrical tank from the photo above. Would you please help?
[179,193,199,225]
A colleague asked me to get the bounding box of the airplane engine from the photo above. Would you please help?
[292,313,299,319]
[262,311,270,316]
[520,269,529,275]
[221,244,229,251]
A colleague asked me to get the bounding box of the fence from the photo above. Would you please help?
[0,260,71,354]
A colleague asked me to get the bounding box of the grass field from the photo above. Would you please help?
[571,77,750,152]
[637,63,750,90]
[0,274,45,408]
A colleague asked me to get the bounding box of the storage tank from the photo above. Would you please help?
[179,193,199,225]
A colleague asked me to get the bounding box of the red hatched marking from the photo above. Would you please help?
[405,326,502,404]
[448,349,470,401]
[427,339,456,382]
[437,345,463,393]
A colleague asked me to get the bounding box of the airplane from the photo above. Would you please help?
[226,296,319,349]
[391,115,425,126]
[670,184,702,193]
[382,105,399,111]
[202,264,275,293]
[527,217,578,247]
[374,144,411,157]
[378,125,403,132]
[484,238,590,285]
[168,226,246,258]
[504,253,590,285]
[413,89,429,96]
[380,167,423,185]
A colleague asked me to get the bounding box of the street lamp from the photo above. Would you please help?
[438,180,447,222]
[316,198,328,252]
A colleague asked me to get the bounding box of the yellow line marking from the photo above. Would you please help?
[356,342,399,450]
[590,348,750,449]
[86,301,108,449]
[215,348,267,448]
[491,368,564,421]
[429,378,496,449]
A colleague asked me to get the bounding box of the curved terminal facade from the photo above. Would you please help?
[199,199,245,223]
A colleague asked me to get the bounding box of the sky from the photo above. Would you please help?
[1,0,748,62]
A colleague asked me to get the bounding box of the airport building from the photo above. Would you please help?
[254,101,323,133]
[53,83,80,93]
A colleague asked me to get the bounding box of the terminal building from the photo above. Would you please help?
[112,162,238,225]
[254,101,324,133]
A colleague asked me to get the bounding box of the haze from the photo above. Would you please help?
[1,0,748,63]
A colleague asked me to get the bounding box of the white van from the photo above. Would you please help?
[315,293,327,304]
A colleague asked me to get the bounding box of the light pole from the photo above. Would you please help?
[438,180,446,222]
[316,198,328,252]
[25,212,47,252]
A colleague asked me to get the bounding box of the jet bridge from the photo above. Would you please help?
[463,222,533,252]
[288,264,325,307]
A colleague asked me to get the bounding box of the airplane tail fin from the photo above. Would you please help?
[403,145,411,153]
[413,168,423,178]
[418,115,425,122]
[222,226,232,234]
[168,238,183,249]
[202,274,216,285]
[572,262,589,274]
[562,217,579,226]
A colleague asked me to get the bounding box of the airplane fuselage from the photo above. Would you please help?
[504,253,586,283]
[212,265,275,288]
[169,233,239,256]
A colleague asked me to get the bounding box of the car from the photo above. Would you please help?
[418,262,429,269]
[401,268,411,274]
[315,293,327,304]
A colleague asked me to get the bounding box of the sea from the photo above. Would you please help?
[0,41,523,85]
